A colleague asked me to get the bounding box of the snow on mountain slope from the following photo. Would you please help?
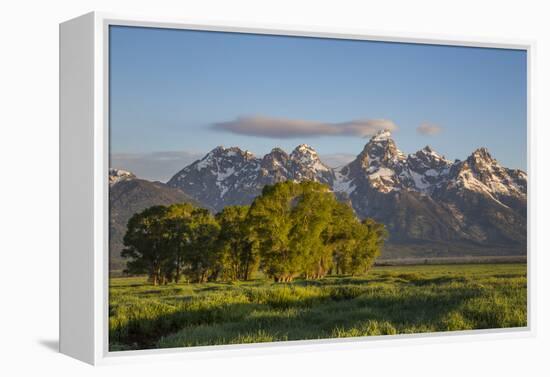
[168,144,334,211]
[109,168,135,186]
[168,129,526,211]
[165,129,526,249]
[449,147,527,199]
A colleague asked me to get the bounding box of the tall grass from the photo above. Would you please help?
[109,263,527,351]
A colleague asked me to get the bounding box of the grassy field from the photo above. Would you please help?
[109,263,527,351]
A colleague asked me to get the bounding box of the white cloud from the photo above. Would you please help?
[417,123,443,136]
[212,115,397,139]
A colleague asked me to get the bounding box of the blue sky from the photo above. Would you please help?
[109,25,527,181]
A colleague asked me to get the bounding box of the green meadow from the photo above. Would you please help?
[109,263,527,351]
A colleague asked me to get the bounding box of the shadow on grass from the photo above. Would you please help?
[410,276,470,286]
[110,283,480,350]
[110,302,255,350]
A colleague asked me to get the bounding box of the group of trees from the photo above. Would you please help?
[122,204,219,284]
[122,181,387,285]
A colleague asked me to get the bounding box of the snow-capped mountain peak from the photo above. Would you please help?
[448,148,527,201]
[412,146,449,164]
[419,145,444,159]
[135,129,530,254]
[290,144,330,173]
[168,144,334,210]
[293,143,315,153]
[164,136,526,250]
[109,168,135,186]
[167,135,525,215]
[371,129,393,142]
[363,130,406,163]
[195,146,255,170]
[262,148,289,166]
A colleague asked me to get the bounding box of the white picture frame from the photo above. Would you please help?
[59,11,536,365]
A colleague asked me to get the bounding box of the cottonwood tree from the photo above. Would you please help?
[323,201,359,275]
[215,205,259,281]
[122,204,220,284]
[290,183,337,279]
[358,218,388,273]
[249,181,339,282]
[122,206,171,285]
[163,203,195,283]
[330,216,388,276]
[181,207,220,283]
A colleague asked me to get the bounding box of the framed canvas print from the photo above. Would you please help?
[59,12,534,365]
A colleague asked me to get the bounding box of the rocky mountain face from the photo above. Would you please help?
[167,144,333,211]
[166,130,527,256]
[109,169,205,272]
[336,131,527,254]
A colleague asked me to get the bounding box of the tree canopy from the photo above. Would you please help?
[122,181,387,284]
[216,205,259,281]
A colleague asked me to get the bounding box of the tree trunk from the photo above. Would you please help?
[175,257,181,283]
[243,248,251,281]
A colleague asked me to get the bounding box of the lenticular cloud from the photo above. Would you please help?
[212,115,397,139]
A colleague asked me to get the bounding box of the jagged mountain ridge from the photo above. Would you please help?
[167,130,527,254]
[339,131,526,252]
[167,144,334,210]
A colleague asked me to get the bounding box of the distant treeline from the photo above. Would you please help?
[122,181,387,284]
[376,255,527,266]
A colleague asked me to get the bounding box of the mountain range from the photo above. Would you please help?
[110,130,527,268]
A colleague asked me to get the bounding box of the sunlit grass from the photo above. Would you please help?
[109,263,527,351]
